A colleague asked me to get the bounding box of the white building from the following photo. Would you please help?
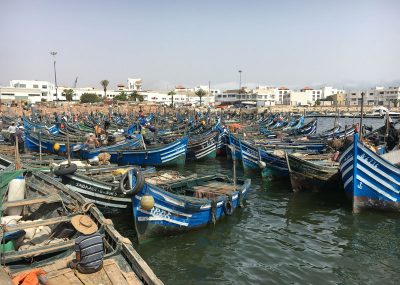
[0,80,55,103]
[252,86,277,106]
[277,87,291,104]
[140,91,186,106]
[283,91,309,106]
[127,78,142,91]
[346,86,400,106]
[321,87,345,100]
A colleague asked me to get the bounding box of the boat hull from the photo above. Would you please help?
[133,178,251,241]
[339,133,400,212]
[287,153,341,192]
[108,136,189,166]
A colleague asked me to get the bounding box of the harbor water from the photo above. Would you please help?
[113,117,400,285]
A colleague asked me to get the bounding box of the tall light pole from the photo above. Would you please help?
[238,70,242,90]
[50,51,58,101]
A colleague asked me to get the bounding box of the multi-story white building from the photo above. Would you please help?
[283,91,310,106]
[127,78,142,91]
[0,80,55,103]
[346,86,400,106]
[281,87,322,106]
[277,87,291,104]
[321,87,346,100]
[252,86,277,106]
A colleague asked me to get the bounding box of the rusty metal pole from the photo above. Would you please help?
[359,92,364,141]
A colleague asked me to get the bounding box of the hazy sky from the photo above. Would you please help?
[1,0,399,90]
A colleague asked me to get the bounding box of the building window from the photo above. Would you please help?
[33,84,39,88]
[42,85,47,89]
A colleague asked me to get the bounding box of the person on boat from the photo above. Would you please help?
[86,133,100,149]
[387,122,399,151]
[15,126,24,153]
[7,122,17,145]
[68,215,104,274]
[95,124,102,139]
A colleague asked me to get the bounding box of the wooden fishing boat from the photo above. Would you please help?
[186,131,218,161]
[131,171,252,241]
[58,166,158,214]
[24,131,83,154]
[258,148,289,178]
[0,171,162,284]
[79,136,142,160]
[107,136,189,166]
[240,140,261,170]
[215,125,228,156]
[286,153,341,192]
[228,133,242,160]
[339,133,400,213]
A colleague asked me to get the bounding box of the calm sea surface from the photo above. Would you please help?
[113,117,400,285]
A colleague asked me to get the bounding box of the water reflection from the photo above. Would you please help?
[112,118,400,284]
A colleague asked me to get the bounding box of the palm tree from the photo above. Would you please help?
[195,88,207,106]
[168,90,176,108]
[62,88,74,102]
[100,80,109,98]
[129,90,139,101]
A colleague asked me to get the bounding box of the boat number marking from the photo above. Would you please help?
[150,207,171,220]
[75,182,118,197]
[358,182,363,190]
[360,153,378,168]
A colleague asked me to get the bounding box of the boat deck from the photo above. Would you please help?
[193,181,237,199]
[15,257,142,285]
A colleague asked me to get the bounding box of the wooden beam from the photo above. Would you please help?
[1,195,61,210]
[4,216,72,232]
[4,240,75,263]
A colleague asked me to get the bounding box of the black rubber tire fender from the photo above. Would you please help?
[119,168,145,196]
[53,163,78,176]
[223,199,234,216]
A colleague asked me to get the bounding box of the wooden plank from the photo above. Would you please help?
[104,263,129,285]
[75,268,112,285]
[4,216,72,232]
[45,267,73,278]
[49,274,75,285]
[4,240,75,263]
[121,271,142,285]
[64,271,84,285]
[1,195,60,210]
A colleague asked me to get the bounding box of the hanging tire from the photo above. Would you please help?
[223,199,233,216]
[119,169,145,196]
[53,163,78,176]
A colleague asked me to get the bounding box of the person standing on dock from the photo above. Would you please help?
[68,215,104,274]
[7,122,17,145]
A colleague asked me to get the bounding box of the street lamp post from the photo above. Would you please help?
[50,51,58,101]
[238,70,242,90]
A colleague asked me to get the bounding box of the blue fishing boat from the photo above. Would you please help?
[258,148,289,178]
[339,133,400,213]
[79,136,142,159]
[107,136,189,166]
[130,171,251,241]
[240,140,261,170]
[186,131,218,161]
[228,134,242,160]
[24,131,82,154]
